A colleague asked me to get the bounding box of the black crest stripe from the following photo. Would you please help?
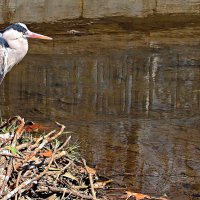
[1,24,27,33]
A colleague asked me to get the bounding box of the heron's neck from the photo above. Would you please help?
[6,38,28,70]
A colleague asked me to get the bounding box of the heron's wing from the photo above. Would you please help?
[0,38,8,84]
[0,47,7,84]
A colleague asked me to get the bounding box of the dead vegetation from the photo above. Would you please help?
[0,116,168,200]
[0,116,112,199]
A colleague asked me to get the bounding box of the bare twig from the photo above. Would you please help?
[0,154,22,159]
[0,117,108,200]
[15,171,22,200]
[49,186,94,199]
[2,144,57,200]
[82,158,97,200]
[0,158,13,196]
[0,118,24,196]
[29,130,56,150]
[32,124,65,154]
[58,136,71,151]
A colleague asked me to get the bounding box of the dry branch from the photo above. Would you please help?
[0,116,110,200]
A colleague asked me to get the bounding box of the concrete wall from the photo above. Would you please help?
[83,0,156,18]
[156,0,200,14]
[0,0,200,23]
[0,0,81,23]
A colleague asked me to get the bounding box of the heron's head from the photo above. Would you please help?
[1,23,52,41]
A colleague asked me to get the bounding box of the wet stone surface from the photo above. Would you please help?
[0,19,200,199]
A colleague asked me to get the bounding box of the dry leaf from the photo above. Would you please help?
[85,165,96,175]
[80,166,87,173]
[62,172,79,183]
[125,191,151,200]
[24,122,48,133]
[159,197,168,200]
[48,194,58,200]
[93,179,112,188]
[24,153,36,161]
[125,191,168,200]
[40,150,53,157]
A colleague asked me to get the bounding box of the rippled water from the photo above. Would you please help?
[0,21,200,199]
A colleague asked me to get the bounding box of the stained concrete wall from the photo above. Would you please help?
[0,0,200,23]
[82,0,156,18]
[0,0,81,23]
[156,0,200,14]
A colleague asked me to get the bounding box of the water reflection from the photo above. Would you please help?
[0,27,200,199]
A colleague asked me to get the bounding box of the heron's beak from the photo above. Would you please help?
[26,31,52,40]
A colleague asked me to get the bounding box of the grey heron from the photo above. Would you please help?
[0,23,52,84]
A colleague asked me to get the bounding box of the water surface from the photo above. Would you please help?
[0,21,200,199]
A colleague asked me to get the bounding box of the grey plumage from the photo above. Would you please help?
[0,38,9,83]
[0,23,52,84]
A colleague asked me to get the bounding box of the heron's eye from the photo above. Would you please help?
[23,32,28,37]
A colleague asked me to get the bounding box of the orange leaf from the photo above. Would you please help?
[125,191,151,200]
[24,122,48,133]
[40,150,53,157]
[25,153,35,160]
[80,167,87,173]
[85,165,96,175]
[24,153,36,162]
[125,191,168,200]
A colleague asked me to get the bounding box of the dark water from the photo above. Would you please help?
[0,21,200,199]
